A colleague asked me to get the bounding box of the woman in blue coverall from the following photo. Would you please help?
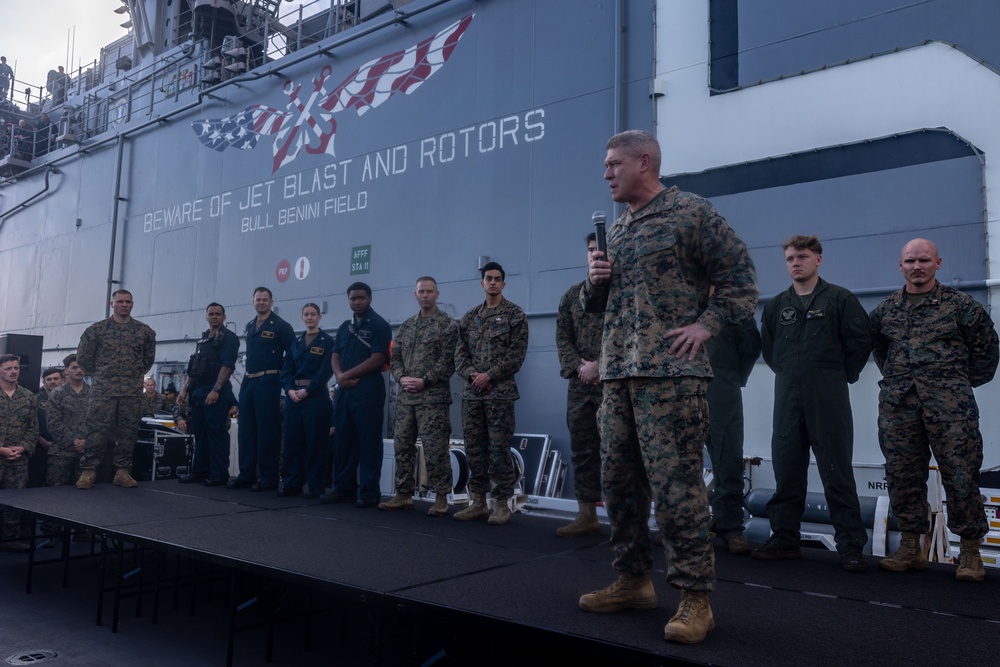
[279,303,334,498]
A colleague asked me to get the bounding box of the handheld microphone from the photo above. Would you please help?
[592,211,607,258]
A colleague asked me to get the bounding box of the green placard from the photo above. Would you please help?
[350,245,371,275]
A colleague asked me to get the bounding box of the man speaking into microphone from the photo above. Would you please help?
[578,130,758,645]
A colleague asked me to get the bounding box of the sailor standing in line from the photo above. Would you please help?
[754,235,870,572]
[228,287,295,492]
[177,303,240,486]
[870,238,998,582]
[279,303,334,499]
[704,310,760,554]
[42,354,89,543]
[379,276,459,516]
[453,262,529,526]
[75,289,156,490]
[554,233,604,537]
[322,283,392,508]
[29,366,65,488]
[0,354,38,552]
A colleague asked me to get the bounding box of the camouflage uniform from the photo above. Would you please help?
[456,297,528,502]
[705,317,760,539]
[391,309,459,495]
[77,316,156,470]
[141,390,174,416]
[584,187,758,592]
[0,385,38,541]
[760,278,871,554]
[870,281,999,539]
[556,281,604,503]
[44,382,91,486]
[28,388,51,487]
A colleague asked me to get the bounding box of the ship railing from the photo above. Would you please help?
[0,0,375,133]
[0,0,437,180]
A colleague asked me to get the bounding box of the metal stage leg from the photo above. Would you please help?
[151,551,163,625]
[304,590,314,652]
[189,559,200,616]
[266,582,275,662]
[174,556,183,613]
[112,539,126,633]
[227,569,239,667]
[134,548,145,621]
[61,525,71,588]
[96,535,109,626]
[25,517,37,594]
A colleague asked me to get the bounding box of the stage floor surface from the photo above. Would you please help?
[1,481,996,666]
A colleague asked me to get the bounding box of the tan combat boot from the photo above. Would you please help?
[76,469,96,490]
[555,501,599,537]
[663,591,714,644]
[725,533,751,555]
[956,538,985,582]
[378,493,413,511]
[113,468,138,488]
[453,493,490,521]
[427,494,449,517]
[578,572,659,613]
[879,532,928,572]
[488,500,511,526]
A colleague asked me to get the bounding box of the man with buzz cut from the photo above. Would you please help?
[178,303,240,487]
[0,354,38,552]
[323,282,392,508]
[380,276,459,516]
[76,289,156,489]
[755,235,870,572]
[870,238,998,582]
[454,261,528,526]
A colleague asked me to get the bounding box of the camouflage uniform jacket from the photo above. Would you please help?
[44,382,91,457]
[869,280,999,422]
[37,387,52,440]
[77,317,156,397]
[584,187,758,380]
[456,297,528,401]
[0,384,39,459]
[556,281,603,396]
[391,309,458,405]
[142,390,174,416]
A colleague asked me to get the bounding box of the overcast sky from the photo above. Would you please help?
[0,0,323,104]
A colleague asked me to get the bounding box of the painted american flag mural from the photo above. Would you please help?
[191,13,475,174]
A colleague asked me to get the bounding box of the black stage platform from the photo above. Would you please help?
[1,482,997,666]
